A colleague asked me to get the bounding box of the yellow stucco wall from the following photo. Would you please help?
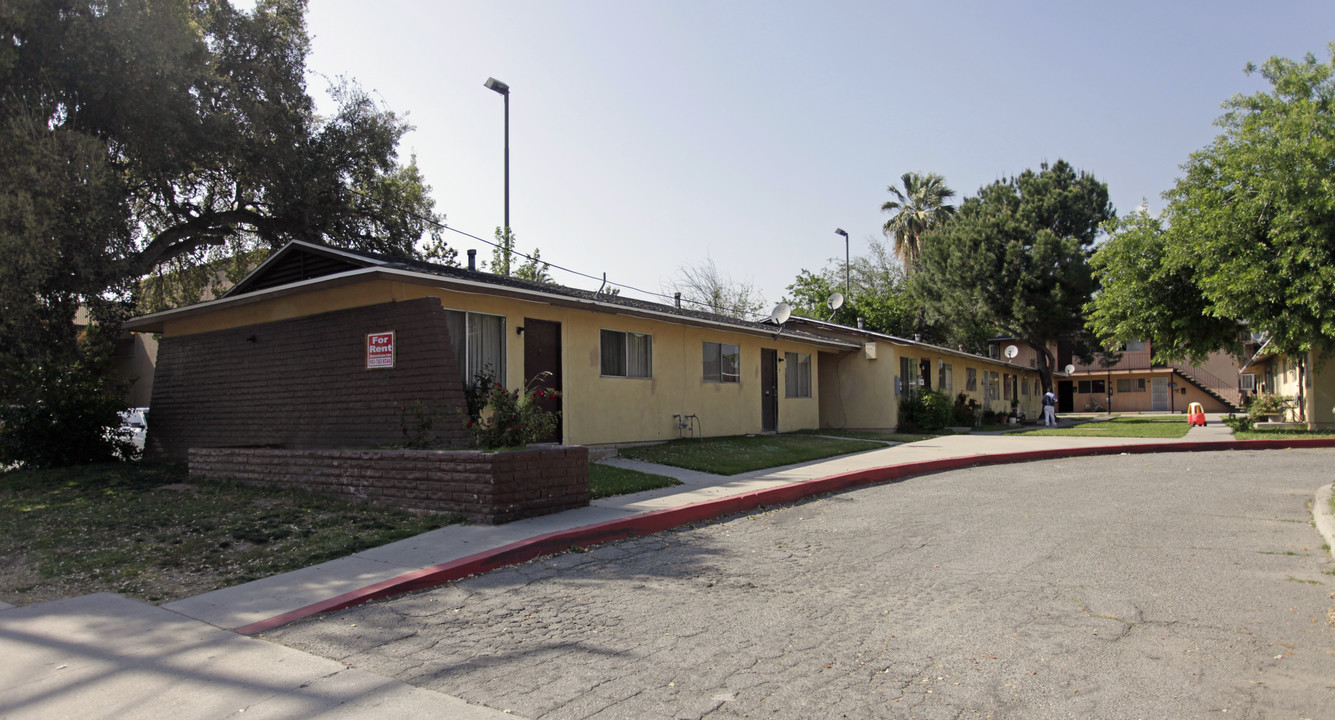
[1305,350,1335,430]
[1066,372,1232,413]
[816,340,1044,430]
[1250,353,1304,422]
[158,278,829,445]
[818,343,895,429]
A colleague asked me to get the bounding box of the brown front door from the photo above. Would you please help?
[523,318,562,443]
[761,348,778,432]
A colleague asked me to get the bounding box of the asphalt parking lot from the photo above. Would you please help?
[270,449,1335,719]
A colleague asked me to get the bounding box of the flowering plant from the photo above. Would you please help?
[398,400,442,449]
[468,372,560,449]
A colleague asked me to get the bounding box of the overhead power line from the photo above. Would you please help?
[356,186,773,321]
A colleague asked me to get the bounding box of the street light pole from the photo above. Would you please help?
[834,228,849,297]
[484,77,510,232]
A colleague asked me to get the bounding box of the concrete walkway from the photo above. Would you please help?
[2,416,1331,720]
[161,419,1241,632]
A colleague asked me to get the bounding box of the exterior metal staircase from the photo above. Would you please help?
[1171,363,1242,412]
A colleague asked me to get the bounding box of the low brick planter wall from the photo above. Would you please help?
[188,446,590,524]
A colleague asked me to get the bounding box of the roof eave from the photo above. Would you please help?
[126,266,859,350]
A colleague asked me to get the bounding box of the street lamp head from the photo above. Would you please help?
[484,77,510,95]
[834,228,848,238]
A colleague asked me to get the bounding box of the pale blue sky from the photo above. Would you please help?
[291,1,1334,316]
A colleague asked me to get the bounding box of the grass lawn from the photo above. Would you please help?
[589,463,680,499]
[619,433,883,475]
[0,462,461,607]
[1234,428,1335,440]
[1016,416,1192,439]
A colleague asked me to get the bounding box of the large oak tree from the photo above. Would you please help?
[0,0,448,465]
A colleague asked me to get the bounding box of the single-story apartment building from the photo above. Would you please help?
[125,241,1051,459]
[1240,342,1335,430]
[126,241,864,459]
[791,319,1046,429]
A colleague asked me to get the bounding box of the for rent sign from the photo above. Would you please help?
[366,331,395,369]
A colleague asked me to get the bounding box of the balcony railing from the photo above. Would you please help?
[1066,350,1153,373]
[1067,351,1243,408]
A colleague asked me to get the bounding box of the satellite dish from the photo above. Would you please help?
[1064,364,1076,374]
[766,303,792,325]
[1004,344,1019,359]
[827,293,845,311]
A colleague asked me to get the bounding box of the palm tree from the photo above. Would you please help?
[881,172,957,272]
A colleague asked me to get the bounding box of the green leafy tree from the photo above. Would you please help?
[488,227,550,282]
[1086,206,1244,364]
[911,160,1114,392]
[514,248,553,283]
[490,227,517,277]
[0,0,449,466]
[881,172,958,272]
[1092,47,1335,371]
[783,247,917,337]
[783,236,990,350]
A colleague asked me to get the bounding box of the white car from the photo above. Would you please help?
[119,407,149,452]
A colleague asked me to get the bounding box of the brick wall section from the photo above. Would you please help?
[148,297,469,460]
[188,446,590,524]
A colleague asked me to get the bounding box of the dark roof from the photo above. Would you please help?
[784,315,1054,373]
[144,240,856,349]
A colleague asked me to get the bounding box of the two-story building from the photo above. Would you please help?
[985,337,1243,414]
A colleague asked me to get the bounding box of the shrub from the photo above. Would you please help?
[952,392,980,427]
[1246,393,1290,421]
[0,362,135,469]
[463,370,497,422]
[897,388,951,433]
[397,401,442,449]
[1223,413,1254,432]
[469,373,560,450]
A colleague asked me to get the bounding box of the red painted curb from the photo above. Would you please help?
[235,438,1335,635]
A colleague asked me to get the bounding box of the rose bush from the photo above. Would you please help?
[469,372,560,449]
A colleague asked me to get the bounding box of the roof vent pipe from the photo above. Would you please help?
[675,292,682,308]
[856,317,864,330]
[467,249,477,271]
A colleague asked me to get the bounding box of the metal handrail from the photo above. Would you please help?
[1171,363,1242,408]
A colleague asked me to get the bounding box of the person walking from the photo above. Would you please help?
[1042,388,1057,426]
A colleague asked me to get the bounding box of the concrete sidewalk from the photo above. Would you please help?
[2,417,1331,720]
[0,593,512,720]
[163,419,1240,632]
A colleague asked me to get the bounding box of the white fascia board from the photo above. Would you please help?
[787,316,1040,371]
[219,240,389,299]
[128,266,859,351]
